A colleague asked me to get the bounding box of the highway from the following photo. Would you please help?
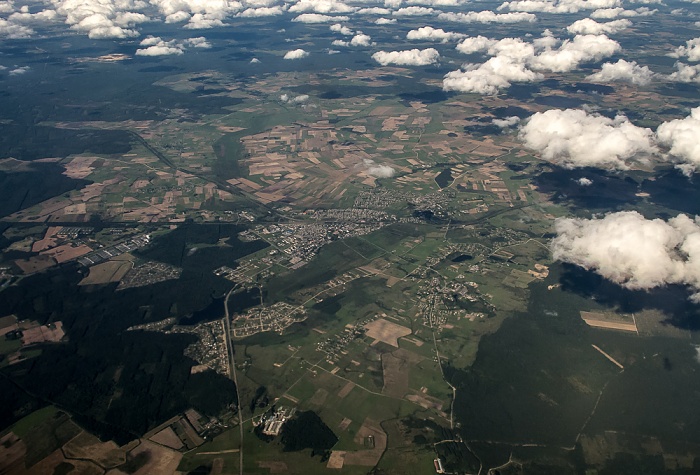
[223,284,244,475]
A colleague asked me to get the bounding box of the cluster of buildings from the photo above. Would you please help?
[168,320,229,376]
[117,261,182,290]
[254,406,296,437]
[77,234,151,267]
[248,221,383,268]
[231,302,307,338]
[316,317,373,363]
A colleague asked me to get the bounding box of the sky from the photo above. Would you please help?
[1,0,700,296]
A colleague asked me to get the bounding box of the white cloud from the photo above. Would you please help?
[250,57,261,63]
[669,62,700,84]
[448,33,619,94]
[518,108,656,169]
[114,11,149,26]
[165,10,190,22]
[407,26,465,43]
[237,6,284,16]
[293,13,348,22]
[407,0,469,4]
[498,0,621,13]
[455,35,498,54]
[657,107,700,175]
[576,177,593,186]
[184,13,224,28]
[283,48,310,59]
[438,11,537,23]
[134,35,209,55]
[364,160,396,178]
[136,44,183,55]
[356,6,391,14]
[0,18,35,38]
[243,0,278,6]
[350,32,372,46]
[0,1,14,13]
[185,36,212,48]
[493,116,521,127]
[566,18,631,35]
[375,17,396,24]
[288,0,355,13]
[329,23,352,35]
[149,0,242,19]
[372,48,440,66]
[456,36,534,61]
[8,9,59,23]
[530,34,620,72]
[443,56,542,94]
[586,59,657,86]
[590,6,656,18]
[9,66,30,75]
[552,212,700,301]
[590,7,625,17]
[280,93,309,103]
[393,6,436,15]
[670,38,700,62]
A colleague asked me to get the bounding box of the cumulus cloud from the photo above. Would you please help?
[149,0,242,29]
[552,211,700,301]
[438,11,537,23]
[329,22,352,35]
[288,0,355,13]
[670,38,700,62]
[364,159,396,178]
[8,8,59,23]
[237,6,285,16]
[375,17,396,24]
[49,0,149,38]
[576,177,593,186]
[332,29,372,46]
[590,6,656,18]
[530,34,620,72]
[9,66,30,75]
[372,48,440,66]
[406,26,465,42]
[586,59,657,86]
[356,6,391,14]
[444,56,542,94]
[456,36,534,60]
[406,0,470,4]
[0,18,35,38]
[566,18,631,35]
[185,36,211,48]
[518,108,656,169]
[250,57,261,63]
[657,107,700,175]
[498,0,621,13]
[165,10,190,23]
[283,48,310,59]
[184,13,224,28]
[393,6,436,15]
[280,93,309,103]
[493,116,521,127]
[136,36,184,55]
[669,62,700,84]
[293,12,348,22]
[447,33,619,93]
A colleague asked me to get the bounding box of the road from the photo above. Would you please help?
[223,284,244,475]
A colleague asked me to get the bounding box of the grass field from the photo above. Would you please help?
[6,406,61,438]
